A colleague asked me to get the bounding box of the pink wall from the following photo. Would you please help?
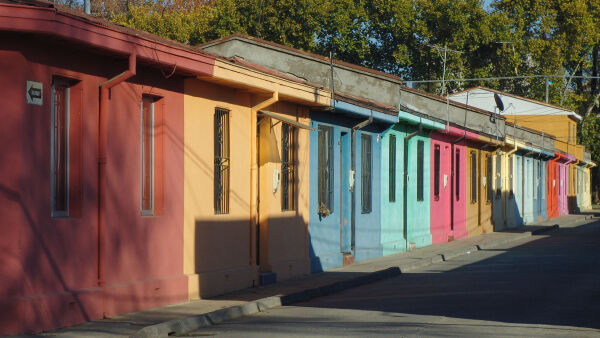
[558,163,569,215]
[430,131,467,244]
[0,34,186,334]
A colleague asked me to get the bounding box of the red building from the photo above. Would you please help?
[0,0,214,334]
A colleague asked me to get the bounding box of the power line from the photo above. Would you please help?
[405,74,600,84]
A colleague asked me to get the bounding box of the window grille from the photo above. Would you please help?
[486,154,493,202]
[496,154,502,199]
[509,155,514,198]
[434,144,440,199]
[361,134,372,213]
[318,125,334,215]
[281,124,296,211]
[141,96,154,215]
[417,140,424,201]
[455,149,460,201]
[471,151,477,203]
[51,80,69,216]
[214,108,230,214]
[389,134,396,202]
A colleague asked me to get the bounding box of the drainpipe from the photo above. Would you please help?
[98,53,136,288]
[403,123,422,251]
[249,87,279,266]
[349,112,373,251]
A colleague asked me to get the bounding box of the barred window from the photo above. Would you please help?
[361,134,372,213]
[141,96,155,215]
[318,125,334,215]
[434,144,440,199]
[486,154,493,202]
[455,149,460,201]
[495,154,502,199]
[51,80,70,216]
[214,108,230,214]
[281,124,296,211]
[509,155,514,198]
[470,151,477,203]
[389,134,396,202]
[417,140,424,201]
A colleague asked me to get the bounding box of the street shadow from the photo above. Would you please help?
[290,219,600,330]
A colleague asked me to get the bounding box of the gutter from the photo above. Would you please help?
[98,53,136,289]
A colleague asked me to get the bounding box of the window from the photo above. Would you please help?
[509,155,514,198]
[434,144,440,199]
[51,80,70,216]
[361,134,372,213]
[470,151,477,203]
[318,125,334,215]
[533,161,538,199]
[281,124,296,211]
[495,154,502,199]
[389,134,396,202]
[486,154,492,202]
[417,140,424,201]
[214,108,230,214]
[542,162,546,199]
[455,149,460,201]
[140,97,155,215]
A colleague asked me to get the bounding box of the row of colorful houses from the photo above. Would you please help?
[0,1,595,334]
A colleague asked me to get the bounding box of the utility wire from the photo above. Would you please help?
[405,74,600,84]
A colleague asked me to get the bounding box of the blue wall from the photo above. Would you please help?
[308,111,385,272]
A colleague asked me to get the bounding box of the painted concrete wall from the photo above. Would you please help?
[558,162,569,215]
[406,126,432,248]
[466,143,495,236]
[506,154,524,228]
[0,35,187,334]
[183,79,257,298]
[256,105,311,282]
[429,132,467,243]
[380,127,405,255]
[201,36,505,140]
[308,111,385,271]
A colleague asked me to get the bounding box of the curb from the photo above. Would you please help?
[131,216,592,337]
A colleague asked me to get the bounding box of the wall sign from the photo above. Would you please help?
[26,81,43,106]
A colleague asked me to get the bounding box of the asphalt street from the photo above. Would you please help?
[186,218,600,337]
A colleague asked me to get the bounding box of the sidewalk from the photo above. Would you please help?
[37,213,596,338]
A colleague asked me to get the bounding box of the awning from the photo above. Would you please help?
[259,110,319,131]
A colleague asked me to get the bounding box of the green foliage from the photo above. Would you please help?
[94,0,600,168]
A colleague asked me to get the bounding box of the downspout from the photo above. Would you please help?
[249,87,279,266]
[403,123,422,251]
[98,53,136,288]
[349,111,373,251]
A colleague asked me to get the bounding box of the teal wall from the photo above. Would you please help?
[404,125,432,248]
[380,126,405,255]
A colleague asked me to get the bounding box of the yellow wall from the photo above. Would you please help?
[184,79,257,299]
[466,142,495,236]
[504,115,578,155]
[257,103,311,281]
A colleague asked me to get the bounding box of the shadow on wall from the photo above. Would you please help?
[192,214,312,298]
[568,196,580,214]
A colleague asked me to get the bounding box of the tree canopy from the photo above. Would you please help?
[75,0,600,183]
